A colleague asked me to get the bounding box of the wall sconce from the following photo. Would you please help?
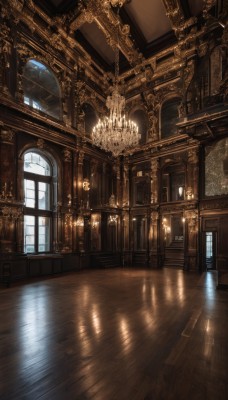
[186,187,194,200]
[83,178,90,191]
[65,213,75,228]
[76,215,84,227]
[182,217,186,223]
[92,220,99,229]
[162,217,171,238]
[108,215,118,225]
[67,193,72,206]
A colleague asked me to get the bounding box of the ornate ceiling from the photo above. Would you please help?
[33,0,205,72]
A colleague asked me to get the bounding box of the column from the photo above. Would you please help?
[186,147,200,200]
[151,158,159,204]
[62,148,73,252]
[122,157,130,207]
[149,210,160,268]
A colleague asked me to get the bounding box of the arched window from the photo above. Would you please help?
[23,59,62,120]
[23,151,54,253]
[161,98,181,139]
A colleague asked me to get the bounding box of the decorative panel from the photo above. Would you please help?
[205,138,228,197]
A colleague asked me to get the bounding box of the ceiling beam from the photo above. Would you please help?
[69,0,141,66]
[162,0,189,39]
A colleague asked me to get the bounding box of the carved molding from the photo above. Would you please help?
[37,138,45,149]
[188,147,199,164]
[0,127,15,144]
[202,0,217,17]
[63,148,72,162]
[200,199,228,210]
[70,0,140,66]
[162,0,185,39]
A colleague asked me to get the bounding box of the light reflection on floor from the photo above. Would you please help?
[1,268,226,400]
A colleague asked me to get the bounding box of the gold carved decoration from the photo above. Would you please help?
[2,206,22,221]
[202,0,217,17]
[151,211,159,226]
[144,91,159,141]
[162,0,185,39]
[63,149,72,163]
[0,127,15,144]
[184,210,198,232]
[37,138,45,149]
[70,0,140,67]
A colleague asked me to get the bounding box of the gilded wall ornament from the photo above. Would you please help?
[37,138,45,149]
[202,0,217,17]
[0,127,14,144]
[63,149,72,162]
[151,211,158,225]
[7,0,24,14]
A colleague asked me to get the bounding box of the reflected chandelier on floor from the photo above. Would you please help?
[92,0,140,157]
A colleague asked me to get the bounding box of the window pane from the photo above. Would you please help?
[206,232,213,258]
[24,179,35,208]
[38,217,50,252]
[24,152,51,176]
[24,215,35,253]
[38,182,50,210]
[23,59,61,120]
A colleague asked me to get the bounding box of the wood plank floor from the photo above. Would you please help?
[0,268,228,400]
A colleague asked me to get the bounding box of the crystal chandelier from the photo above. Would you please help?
[92,1,140,157]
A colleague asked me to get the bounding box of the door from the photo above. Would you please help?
[204,231,217,270]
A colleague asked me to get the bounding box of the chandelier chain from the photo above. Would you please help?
[114,7,120,87]
[91,0,140,157]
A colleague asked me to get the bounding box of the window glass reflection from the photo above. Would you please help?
[23,59,61,120]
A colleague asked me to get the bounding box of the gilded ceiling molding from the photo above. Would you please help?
[162,0,185,39]
[70,10,94,31]
[70,0,141,67]
[5,0,104,88]
[6,0,24,14]
[202,0,217,17]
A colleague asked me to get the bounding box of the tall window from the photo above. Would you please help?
[23,59,62,120]
[24,152,53,253]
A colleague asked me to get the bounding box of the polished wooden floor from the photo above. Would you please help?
[0,268,228,400]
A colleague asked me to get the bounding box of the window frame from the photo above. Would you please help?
[24,153,53,254]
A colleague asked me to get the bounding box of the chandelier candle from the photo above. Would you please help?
[92,1,140,157]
